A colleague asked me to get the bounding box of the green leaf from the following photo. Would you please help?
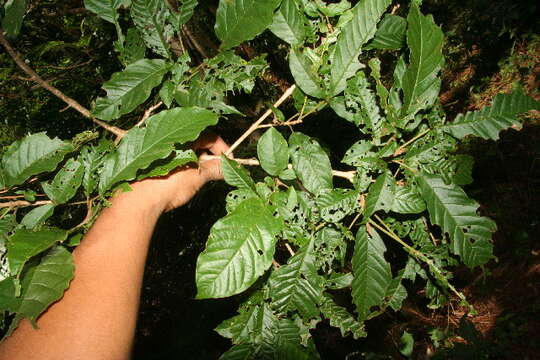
[441,90,540,140]
[366,14,406,50]
[316,189,359,223]
[131,0,173,58]
[268,0,306,45]
[226,189,258,214]
[122,27,147,65]
[41,158,84,204]
[196,198,283,298]
[20,204,56,229]
[0,215,16,240]
[289,48,325,98]
[83,0,123,24]
[352,227,392,321]
[364,172,395,220]
[221,156,258,196]
[400,5,444,120]
[81,140,113,197]
[99,107,217,193]
[330,0,391,95]
[2,0,27,38]
[1,133,74,187]
[268,238,323,318]
[391,185,426,214]
[289,133,333,195]
[168,0,198,28]
[384,270,407,311]
[399,331,414,357]
[137,150,197,180]
[417,173,496,267]
[215,0,282,50]
[320,294,367,339]
[7,228,68,276]
[257,128,289,176]
[14,246,74,324]
[219,344,258,360]
[216,304,275,344]
[93,59,170,121]
[0,277,17,312]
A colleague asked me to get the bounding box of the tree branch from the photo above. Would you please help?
[226,85,296,156]
[0,200,53,209]
[0,31,126,138]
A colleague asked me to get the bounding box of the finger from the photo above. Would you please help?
[199,159,223,181]
[194,132,230,156]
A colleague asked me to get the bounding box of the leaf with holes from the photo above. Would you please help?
[330,0,392,95]
[99,107,217,193]
[268,0,306,45]
[441,89,540,140]
[1,133,74,187]
[268,238,323,318]
[93,59,170,120]
[417,173,496,267]
[352,227,392,320]
[215,0,282,50]
[41,158,84,204]
[7,228,68,276]
[316,189,359,223]
[257,128,289,176]
[196,198,283,298]
[320,294,367,339]
[130,0,173,57]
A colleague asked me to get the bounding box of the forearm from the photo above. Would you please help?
[0,186,164,360]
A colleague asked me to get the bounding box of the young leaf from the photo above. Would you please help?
[330,0,392,95]
[196,198,283,298]
[99,107,217,193]
[131,0,173,58]
[7,228,68,276]
[441,89,540,140]
[400,5,444,120]
[268,238,323,318]
[20,204,56,229]
[366,14,407,50]
[215,0,282,50]
[289,133,333,195]
[417,173,496,267]
[1,133,74,187]
[364,172,395,220]
[2,0,27,38]
[13,246,74,325]
[268,0,306,45]
[93,59,170,121]
[352,227,392,321]
[289,48,325,98]
[257,128,289,176]
[83,0,123,24]
[320,294,367,339]
[41,158,84,204]
[221,156,258,196]
[81,139,113,197]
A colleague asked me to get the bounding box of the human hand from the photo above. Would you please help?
[117,133,229,214]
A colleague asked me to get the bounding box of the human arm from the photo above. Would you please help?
[0,135,229,360]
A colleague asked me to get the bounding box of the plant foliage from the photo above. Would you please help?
[1,0,539,358]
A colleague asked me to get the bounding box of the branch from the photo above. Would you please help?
[0,200,53,209]
[225,85,296,156]
[200,155,356,183]
[136,101,163,127]
[0,31,126,138]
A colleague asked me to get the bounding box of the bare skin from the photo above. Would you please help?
[0,135,229,360]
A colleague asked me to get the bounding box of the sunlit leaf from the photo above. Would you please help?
[268,0,306,45]
[257,128,289,176]
[366,14,406,50]
[41,158,84,204]
[289,48,325,98]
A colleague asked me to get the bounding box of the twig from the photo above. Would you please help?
[226,85,296,156]
[0,31,126,138]
[393,129,430,157]
[284,243,295,257]
[199,155,356,183]
[41,59,94,71]
[257,119,304,128]
[0,200,53,209]
[136,101,163,127]
[182,25,209,59]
